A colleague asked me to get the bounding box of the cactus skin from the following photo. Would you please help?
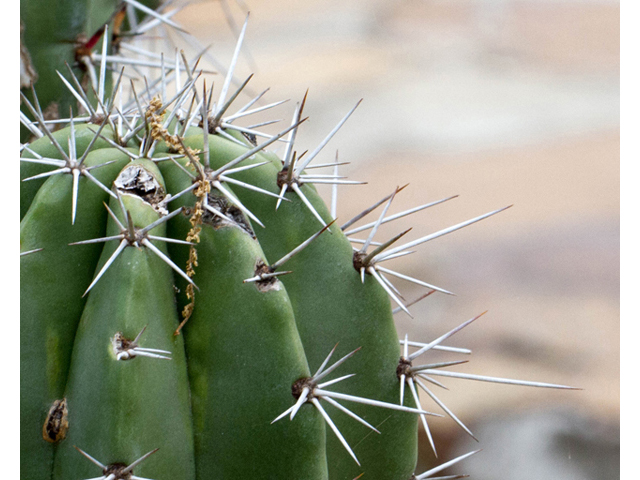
[52,189,196,480]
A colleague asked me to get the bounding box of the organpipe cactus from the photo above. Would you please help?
[20,1,577,479]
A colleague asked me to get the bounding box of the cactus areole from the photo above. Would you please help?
[20,1,576,479]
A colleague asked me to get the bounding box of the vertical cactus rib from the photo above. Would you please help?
[52,175,196,480]
[159,156,329,479]
[20,147,129,480]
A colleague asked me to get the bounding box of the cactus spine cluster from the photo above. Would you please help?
[20,1,576,479]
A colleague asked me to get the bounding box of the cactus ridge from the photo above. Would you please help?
[20,2,578,479]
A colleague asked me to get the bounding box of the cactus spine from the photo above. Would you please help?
[20,2,576,479]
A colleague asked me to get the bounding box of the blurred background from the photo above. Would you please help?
[173,0,619,477]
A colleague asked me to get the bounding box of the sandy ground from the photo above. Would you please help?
[159,0,619,477]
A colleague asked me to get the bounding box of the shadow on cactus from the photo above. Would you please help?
[20,1,578,479]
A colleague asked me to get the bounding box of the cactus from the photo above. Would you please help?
[20,2,577,479]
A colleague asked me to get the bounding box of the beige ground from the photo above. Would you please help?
[173,0,619,476]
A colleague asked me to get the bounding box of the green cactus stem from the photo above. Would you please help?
[20,3,578,480]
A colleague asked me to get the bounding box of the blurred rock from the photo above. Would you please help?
[448,409,620,480]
